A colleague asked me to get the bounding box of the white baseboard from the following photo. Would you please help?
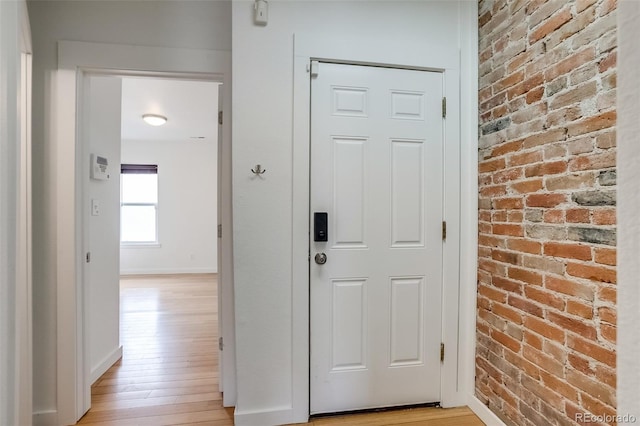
[234,406,303,426]
[90,345,123,384]
[468,395,506,426]
[119,267,217,275]
[33,410,58,426]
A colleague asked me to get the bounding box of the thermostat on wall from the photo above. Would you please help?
[90,154,110,180]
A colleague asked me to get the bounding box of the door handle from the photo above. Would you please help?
[314,253,327,265]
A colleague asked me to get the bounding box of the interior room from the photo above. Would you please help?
[1,1,638,426]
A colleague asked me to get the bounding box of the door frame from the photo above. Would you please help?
[291,30,478,421]
[55,41,235,425]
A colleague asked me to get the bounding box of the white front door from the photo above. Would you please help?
[310,62,444,414]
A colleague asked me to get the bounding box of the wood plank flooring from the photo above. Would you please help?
[76,274,484,426]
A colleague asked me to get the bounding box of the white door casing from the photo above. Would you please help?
[310,62,444,414]
[55,42,234,425]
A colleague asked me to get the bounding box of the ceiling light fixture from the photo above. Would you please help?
[142,114,167,126]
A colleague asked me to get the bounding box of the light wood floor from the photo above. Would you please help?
[76,274,484,426]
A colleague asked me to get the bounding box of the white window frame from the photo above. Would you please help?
[120,164,160,247]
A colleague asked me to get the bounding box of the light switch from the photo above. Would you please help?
[91,199,100,216]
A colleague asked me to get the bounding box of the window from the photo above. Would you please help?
[120,164,158,244]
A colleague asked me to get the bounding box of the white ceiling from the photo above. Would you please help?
[121,77,219,142]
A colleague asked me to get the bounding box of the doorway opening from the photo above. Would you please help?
[75,73,228,422]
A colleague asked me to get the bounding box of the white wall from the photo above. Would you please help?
[617,1,640,420]
[0,2,21,425]
[120,135,218,275]
[231,2,476,424]
[27,0,231,418]
[0,1,32,425]
[85,75,123,385]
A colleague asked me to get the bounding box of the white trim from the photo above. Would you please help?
[32,410,58,426]
[119,267,218,275]
[90,346,122,385]
[288,2,478,421]
[458,0,480,404]
[120,242,162,248]
[468,395,507,426]
[55,41,235,425]
[617,0,640,420]
[234,407,294,426]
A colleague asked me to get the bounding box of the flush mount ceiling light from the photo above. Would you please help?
[142,114,167,126]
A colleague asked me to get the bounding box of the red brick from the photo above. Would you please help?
[530,7,573,43]
[508,210,523,222]
[566,208,590,223]
[566,262,616,283]
[524,316,564,343]
[492,249,520,265]
[598,51,616,73]
[479,283,507,303]
[523,345,564,376]
[508,151,542,167]
[508,73,544,100]
[507,238,542,254]
[480,184,507,198]
[543,209,564,223]
[545,275,594,301]
[524,286,565,310]
[526,193,567,208]
[479,234,505,248]
[509,295,543,317]
[479,157,506,173]
[494,69,525,93]
[493,303,523,324]
[568,352,594,376]
[540,370,579,401]
[493,197,524,209]
[479,258,507,277]
[567,370,615,407]
[522,128,567,149]
[543,242,592,261]
[504,350,541,379]
[601,323,616,343]
[493,167,524,183]
[525,160,568,177]
[567,335,616,367]
[491,329,522,353]
[524,330,543,350]
[595,364,616,389]
[493,276,523,294]
[526,86,544,104]
[598,286,616,303]
[580,391,616,418]
[592,208,616,225]
[598,306,616,325]
[508,267,543,285]
[547,311,597,340]
[544,47,596,81]
[491,140,524,157]
[493,223,524,237]
[510,179,543,193]
[566,300,593,319]
[568,151,616,171]
[566,110,616,137]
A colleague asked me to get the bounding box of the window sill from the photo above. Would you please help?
[120,242,162,249]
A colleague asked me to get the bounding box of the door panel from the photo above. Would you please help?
[310,62,444,414]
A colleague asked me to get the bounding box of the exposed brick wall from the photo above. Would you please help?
[476,1,617,425]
